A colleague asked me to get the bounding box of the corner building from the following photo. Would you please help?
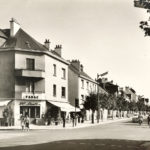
[0,19,73,126]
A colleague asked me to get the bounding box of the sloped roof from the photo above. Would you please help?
[69,64,95,82]
[0,29,9,39]
[1,28,47,51]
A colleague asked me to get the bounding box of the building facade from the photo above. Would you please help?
[124,87,138,102]
[68,60,107,120]
[0,19,74,126]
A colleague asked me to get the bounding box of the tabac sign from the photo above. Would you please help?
[19,101,40,106]
[22,92,45,100]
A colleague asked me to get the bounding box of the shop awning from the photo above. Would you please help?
[0,100,11,106]
[47,101,80,112]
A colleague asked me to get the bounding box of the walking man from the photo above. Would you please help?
[147,114,150,127]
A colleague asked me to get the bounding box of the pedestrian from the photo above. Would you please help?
[20,114,25,131]
[138,113,143,126]
[24,115,30,131]
[72,113,75,127]
[20,115,25,131]
[62,113,66,128]
[147,114,150,127]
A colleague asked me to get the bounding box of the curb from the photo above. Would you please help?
[0,118,131,130]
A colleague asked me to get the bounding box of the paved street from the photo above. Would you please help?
[0,119,150,150]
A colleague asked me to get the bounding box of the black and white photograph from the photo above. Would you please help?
[0,0,150,149]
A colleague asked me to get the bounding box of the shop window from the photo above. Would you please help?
[26,58,35,70]
[20,106,40,118]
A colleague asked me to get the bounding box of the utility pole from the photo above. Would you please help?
[97,73,100,123]
[97,71,108,123]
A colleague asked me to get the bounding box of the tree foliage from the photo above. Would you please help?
[83,91,149,118]
[134,0,150,36]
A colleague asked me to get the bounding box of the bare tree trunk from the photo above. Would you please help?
[91,110,95,124]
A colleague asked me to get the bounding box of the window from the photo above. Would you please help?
[81,79,84,89]
[53,64,56,76]
[81,95,84,101]
[87,82,89,90]
[62,68,66,79]
[26,58,35,70]
[20,106,40,118]
[26,81,34,93]
[61,87,66,98]
[53,84,56,97]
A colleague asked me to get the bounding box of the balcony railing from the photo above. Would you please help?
[15,69,45,78]
[22,91,45,100]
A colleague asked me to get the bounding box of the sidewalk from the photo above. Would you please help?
[0,117,131,130]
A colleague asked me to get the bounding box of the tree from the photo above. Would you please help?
[134,0,150,36]
[128,101,138,112]
[136,97,146,112]
[83,93,98,124]
[3,107,13,126]
[99,93,109,109]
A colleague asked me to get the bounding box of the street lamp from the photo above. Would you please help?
[96,71,108,123]
[97,73,100,123]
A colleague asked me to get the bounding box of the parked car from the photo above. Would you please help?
[132,113,139,123]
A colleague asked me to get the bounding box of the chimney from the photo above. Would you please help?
[10,18,20,37]
[71,60,80,71]
[102,78,108,83]
[44,39,50,50]
[54,45,62,56]
[80,64,83,72]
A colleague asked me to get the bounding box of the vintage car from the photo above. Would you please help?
[132,113,139,123]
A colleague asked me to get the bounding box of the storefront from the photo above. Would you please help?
[4,99,80,126]
[7,99,47,126]
[46,101,80,125]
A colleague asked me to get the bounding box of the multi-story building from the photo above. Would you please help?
[68,60,107,120]
[0,18,75,125]
[68,60,97,108]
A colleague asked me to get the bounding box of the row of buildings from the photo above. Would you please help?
[0,19,142,126]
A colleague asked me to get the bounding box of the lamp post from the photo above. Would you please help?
[97,73,100,123]
[96,71,108,123]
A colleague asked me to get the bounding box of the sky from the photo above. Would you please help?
[0,0,150,98]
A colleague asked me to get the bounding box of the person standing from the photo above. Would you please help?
[138,113,143,126]
[62,113,66,128]
[25,115,30,131]
[20,114,25,131]
[147,114,150,127]
[72,113,75,127]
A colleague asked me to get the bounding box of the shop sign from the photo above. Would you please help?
[19,101,40,106]
[22,92,45,100]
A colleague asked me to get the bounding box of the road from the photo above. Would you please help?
[0,119,149,150]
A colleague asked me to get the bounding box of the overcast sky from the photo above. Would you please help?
[0,0,150,98]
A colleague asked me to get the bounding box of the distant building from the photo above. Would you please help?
[98,78,118,96]
[0,18,75,126]
[124,87,138,102]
